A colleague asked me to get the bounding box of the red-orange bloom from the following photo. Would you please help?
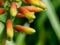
[22,6,43,12]
[0,0,4,6]
[19,7,35,20]
[0,8,5,14]
[6,19,14,39]
[15,25,36,34]
[10,2,17,17]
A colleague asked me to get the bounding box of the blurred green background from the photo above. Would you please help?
[0,0,60,45]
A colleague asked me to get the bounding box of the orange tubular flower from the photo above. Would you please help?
[0,8,5,14]
[23,0,47,9]
[22,6,43,12]
[0,0,4,6]
[15,25,36,34]
[19,7,36,20]
[6,19,14,39]
[10,2,17,17]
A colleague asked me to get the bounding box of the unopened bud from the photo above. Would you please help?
[0,0,4,6]
[19,7,36,20]
[10,2,17,17]
[22,6,43,12]
[0,8,5,14]
[6,19,14,39]
[23,0,47,9]
[15,25,36,34]
[38,1,47,9]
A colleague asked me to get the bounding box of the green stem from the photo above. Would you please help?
[2,31,6,45]
[36,26,46,45]
[35,13,47,45]
[15,33,26,45]
[42,0,60,41]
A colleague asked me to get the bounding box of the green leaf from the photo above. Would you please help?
[0,22,5,44]
[4,1,10,10]
[51,0,60,8]
[0,12,8,23]
[15,33,26,45]
[17,1,22,8]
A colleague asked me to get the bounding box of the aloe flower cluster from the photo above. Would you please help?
[0,0,46,39]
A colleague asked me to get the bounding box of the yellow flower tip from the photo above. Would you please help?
[26,0,47,9]
[7,29,13,39]
[23,27,36,34]
[38,1,47,9]
[37,8,43,12]
[25,12,36,20]
[31,28,36,33]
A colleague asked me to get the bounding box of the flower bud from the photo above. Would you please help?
[10,2,17,17]
[0,0,4,6]
[38,1,47,9]
[0,8,5,14]
[15,25,36,34]
[19,7,36,20]
[23,0,47,9]
[22,6,43,12]
[6,19,14,39]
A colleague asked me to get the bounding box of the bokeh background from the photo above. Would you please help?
[0,0,60,45]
